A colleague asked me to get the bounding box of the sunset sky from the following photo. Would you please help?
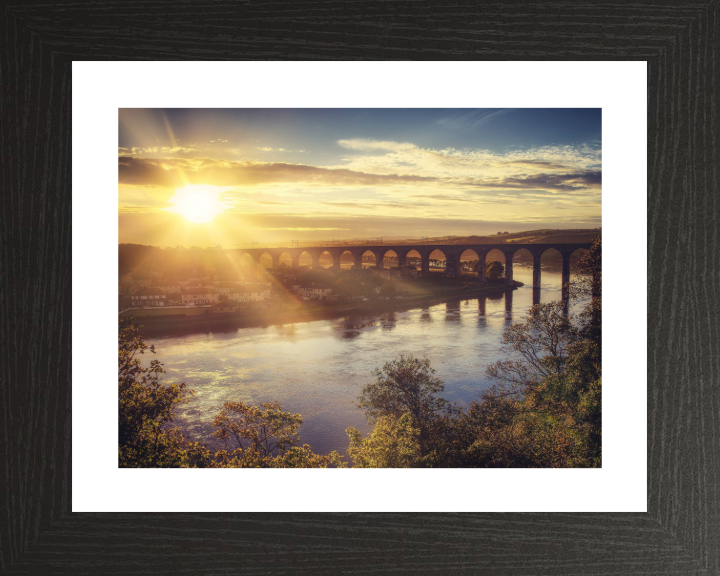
[118,108,601,246]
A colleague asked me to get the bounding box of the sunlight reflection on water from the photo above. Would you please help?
[145,267,585,456]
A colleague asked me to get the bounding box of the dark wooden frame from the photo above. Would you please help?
[2,2,717,574]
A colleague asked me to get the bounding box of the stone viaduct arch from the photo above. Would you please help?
[231,242,592,291]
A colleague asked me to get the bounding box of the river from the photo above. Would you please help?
[145,266,585,457]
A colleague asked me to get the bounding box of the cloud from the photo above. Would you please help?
[257,147,302,153]
[462,170,602,192]
[118,136,602,238]
[508,160,572,170]
[337,139,418,152]
[118,157,437,188]
[328,142,602,185]
[408,194,474,203]
[118,146,196,156]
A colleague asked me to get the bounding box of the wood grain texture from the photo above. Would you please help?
[1,1,718,574]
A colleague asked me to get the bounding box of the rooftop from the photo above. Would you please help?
[182,287,217,295]
[132,286,166,296]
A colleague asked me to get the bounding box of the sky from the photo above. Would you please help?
[118,108,601,247]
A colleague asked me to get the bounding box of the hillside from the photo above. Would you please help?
[365,228,600,246]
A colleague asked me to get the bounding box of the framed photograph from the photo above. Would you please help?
[76,62,641,514]
[112,105,604,470]
[3,4,717,574]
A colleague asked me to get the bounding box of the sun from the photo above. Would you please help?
[167,185,229,223]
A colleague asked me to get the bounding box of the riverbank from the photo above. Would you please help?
[124,279,521,336]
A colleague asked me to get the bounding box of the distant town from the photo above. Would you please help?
[120,258,423,315]
[119,228,599,324]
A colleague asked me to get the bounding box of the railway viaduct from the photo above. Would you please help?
[232,243,592,290]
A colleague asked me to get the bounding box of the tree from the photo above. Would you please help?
[453,384,582,468]
[346,414,422,468]
[212,401,345,468]
[486,260,504,280]
[333,277,364,298]
[571,237,602,349]
[118,318,210,467]
[355,355,454,453]
[486,301,575,389]
[460,240,603,468]
[301,270,328,285]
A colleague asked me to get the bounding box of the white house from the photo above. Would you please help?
[181,287,219,305]
[226,284,270,302]
[215,281,242,295]
[153,280,183,294]
[130,287,167,306]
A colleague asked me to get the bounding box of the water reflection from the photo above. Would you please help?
[276,324,298,337]
[144,267,587,457]
[419,309,433,323]
[381,313,397,331]
[532,288,541,306]
[445,301,461,323]
[336,318,377,330]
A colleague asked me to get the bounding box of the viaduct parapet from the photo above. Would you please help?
[232,243,592,291]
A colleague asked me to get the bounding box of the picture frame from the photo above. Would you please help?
[2,2,717,573]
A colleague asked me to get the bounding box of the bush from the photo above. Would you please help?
[486,260,504,280]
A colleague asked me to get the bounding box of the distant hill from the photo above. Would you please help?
[495,229,600,245]
[358,228,601,246]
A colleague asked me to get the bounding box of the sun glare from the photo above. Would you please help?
[168,185,229,223]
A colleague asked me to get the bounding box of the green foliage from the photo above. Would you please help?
[211,401,345,468]
[332,277,365,298]
[486,260,504,280]
[358,355,452,440]
[346,414,422,468]
[354,355,458,460]
[118,318,211,467]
